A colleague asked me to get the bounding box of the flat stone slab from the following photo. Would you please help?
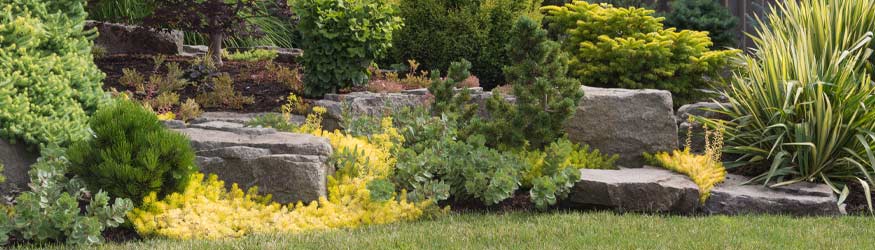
[569,167,700,214]
[703,174,841,216]
[191,112,305,126]
[174,125,333,204]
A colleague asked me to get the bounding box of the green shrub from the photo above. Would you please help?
[390,0,541,89]
[663,0,738,48]
[293,0,402,97]
[0,148,132,245]
[0,163,4,183]
[705,0,875,210]
[0,0,107,148]
[223,49,278,62]
[469,16,583,150]
[542,1,738,105]
[67,100,197,205]
[520,139,617,209]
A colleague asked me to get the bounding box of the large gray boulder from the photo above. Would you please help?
[314,92,431,131]
[565,86,678,167]
[569,167,700,214]
[703,174,842,216]
[174,125,333,204]
[0,139,37,195]
[86,21,183,55]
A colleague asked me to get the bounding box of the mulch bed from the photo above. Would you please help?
[96,54,296,113]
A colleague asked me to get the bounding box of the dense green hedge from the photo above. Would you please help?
[389,0,541,89]
[0,0,106,148]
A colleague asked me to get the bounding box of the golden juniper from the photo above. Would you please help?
[646,117,726,203]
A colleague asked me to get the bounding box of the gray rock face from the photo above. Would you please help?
[676,102,732,152]
[190,112,305,126]
[0,139,37,195]
[565,86,678,168]
[703,174,841,216]
[86,21,183,55]
[315,92,431,131]
[174,125,333,204]
[570,167,700,214]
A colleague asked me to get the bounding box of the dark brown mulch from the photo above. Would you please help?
[95,54,296,113]
[102,226,142,244]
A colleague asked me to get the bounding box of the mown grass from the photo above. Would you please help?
[16,211,875,250]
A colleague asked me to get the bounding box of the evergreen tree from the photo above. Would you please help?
[67,100,196,204]
[664,0,738,48]
[473,17,583,149]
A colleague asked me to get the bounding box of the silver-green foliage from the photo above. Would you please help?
[0,0,107,148]
[0,148,132,245]
[708,0,875,210]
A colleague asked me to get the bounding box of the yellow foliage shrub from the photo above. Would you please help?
[646,118,726,203]
[128,106,435,240]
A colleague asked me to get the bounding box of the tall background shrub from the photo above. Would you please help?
[294,0,402,97]
[67,100,196,204]
[708,0,875,208]
[389,0,541,89]
[0,0,106,148]
[663,0,738,48]
[542,1,738,105]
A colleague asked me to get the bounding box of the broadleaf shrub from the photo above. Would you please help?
[519,139,617,209]
[0,0,107,148]
[663,0,739,48]
[390,0,542,89]
[294,0,402,97]
[0,148,132,245]
[67,99,197,205]
[705,0,875,208]
[542,1,739,105]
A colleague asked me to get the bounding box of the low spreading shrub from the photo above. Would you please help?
[294,0,402,97]
[223,49,278,62]
[129,108,437,240]
[647,118,726,203]
[176,98,203,122]
[0,0,107,148]
[543,1,738,105]
[389,0,541,89]
[67,100,197,205]
[0,148,132,245]
[195,73,255,109]
[705,0,875,210]
[663,0,738,48]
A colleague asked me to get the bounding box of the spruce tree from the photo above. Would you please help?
[67,100,196,204]
[664,0,738,48]
[477,16,583,149]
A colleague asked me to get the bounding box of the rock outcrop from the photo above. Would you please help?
[86,21,183,55]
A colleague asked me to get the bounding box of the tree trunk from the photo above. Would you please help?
[209,32,224,66]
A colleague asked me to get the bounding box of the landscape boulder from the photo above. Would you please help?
[564,86,678,167]
[173,121,332,204]
[0,139,37,196]
[703,174,842,216]
[569,167,700,214]
[86,21,183,55]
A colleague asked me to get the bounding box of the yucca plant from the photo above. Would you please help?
[704,0,875,211]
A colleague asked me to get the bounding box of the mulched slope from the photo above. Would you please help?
[96,54,294,113]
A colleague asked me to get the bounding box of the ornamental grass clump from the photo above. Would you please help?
[706,0,875,210]
[647,118,726,203]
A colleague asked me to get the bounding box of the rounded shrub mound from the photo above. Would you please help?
[67,99,196,204]
[0,0,107,148]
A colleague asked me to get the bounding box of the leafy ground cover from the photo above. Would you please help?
[14,212,875,249]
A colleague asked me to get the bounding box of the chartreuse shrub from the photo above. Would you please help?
[66,99,197,205]
[390,0,541,89]
[294,0,402,97]
[128,108,437,240]
[646,117,726,203]
[469,16,583,150]
[542,1,739,105]
[0,0,106,148]
[519,139,617,208]
[223,49,278,62]
[704,0,875,210]
[0,148,132,245]
[663,0,738,48]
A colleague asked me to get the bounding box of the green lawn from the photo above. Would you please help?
[17,211,875,250]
